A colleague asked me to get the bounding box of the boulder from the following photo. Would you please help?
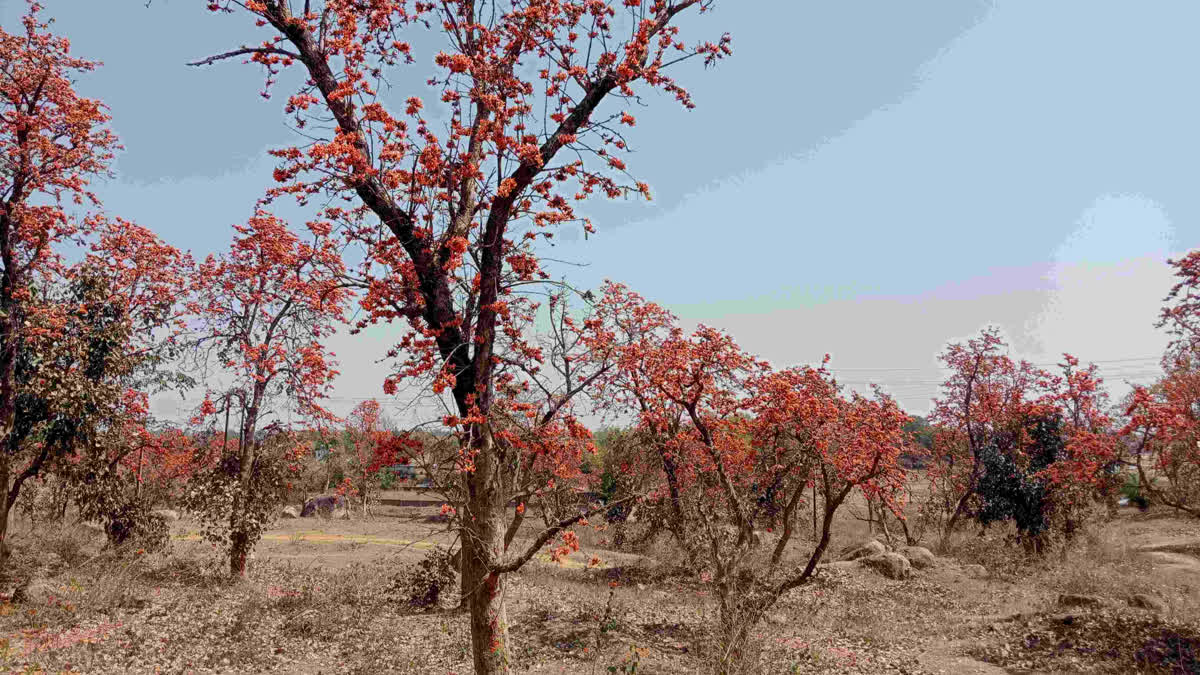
[301,495,347,518]
[839,539,886,561]
[12,579,57,605]
[1058,594,1102,608]
[330,506,350,520]
[962,564,988,579]
[818,560,862,572]
[900,546,936,569]
[1129,594,1166,613]
[861,552,911,580]
[281,506,301,519]
[152,509,180,522]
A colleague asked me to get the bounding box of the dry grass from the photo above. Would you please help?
[2,503,1200,673]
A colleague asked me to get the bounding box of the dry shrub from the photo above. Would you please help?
[1035,526,1191,614]
[38,523,101,568]
[387,546,457,609]
[936,523,1037,579]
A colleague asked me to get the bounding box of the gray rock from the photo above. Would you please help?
[152,509,180,522]
[819,560,862,572]
[962,564,988,579]
[301,495,346,518]
[1129,594,1166,613]
[861,552,912,580]
[839,539,886,561]
[12,579,57,605]
[1058,593,1102,608]
[281,506,301,519]
[900,546,936,569]
[330,506,350,520]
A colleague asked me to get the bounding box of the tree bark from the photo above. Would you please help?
[229,396,261,578]
[460,433,511,674]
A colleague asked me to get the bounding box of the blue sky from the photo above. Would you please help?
[4,1,1194,421]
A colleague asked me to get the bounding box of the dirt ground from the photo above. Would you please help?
[2,502,1200,674]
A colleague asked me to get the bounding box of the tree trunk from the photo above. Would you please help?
[941,488,973,545]
[229,403,260,578]
[461,435,511,674]
[0,460,11,575]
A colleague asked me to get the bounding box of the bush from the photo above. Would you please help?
[974,415,1065,550]
[386,546,457,609]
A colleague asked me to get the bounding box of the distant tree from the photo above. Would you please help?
[928,328,1119,546]
[899,415,933,468]
[1120,251,1200,516]
[185,212,347,577]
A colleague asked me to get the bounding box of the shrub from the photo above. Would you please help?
[387,546,457,609]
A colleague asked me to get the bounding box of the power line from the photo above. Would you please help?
[824,355,1160,372]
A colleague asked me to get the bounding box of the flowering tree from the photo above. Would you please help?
[0,4,197,563]
[0,3,117,563]
[1119,250,1200,516]
[186,211,347,577]
[57,220,192,545]
[190,2,729,668]
[589,282,909,672]
[926,327,1051,538]
[339,399,423,515]
[928,328,1120,546]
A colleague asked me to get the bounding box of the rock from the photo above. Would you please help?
[1129,594,1166,612]
[1058,593,1102,608]
[80,521,105,535]
[152,509,180,522]
[839,539,886,561]
[962,564,988,579]
[765,612,788,625]
[900,546,936,569]
[861,552,912,580]
[12,579,56,605]
[819,560,862,572]
[330,506,350,520]
[301,495,347,518]
[281,506,301,519]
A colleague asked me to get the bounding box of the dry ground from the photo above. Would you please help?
[1,500,1199,674]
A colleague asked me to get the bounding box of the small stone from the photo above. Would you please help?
[962,564,988,579]
[280,506,301,519]
[1058,593,1102,608]
[1129,593,1166,613]
[152,509,180,522]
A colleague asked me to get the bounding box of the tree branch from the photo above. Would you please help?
[494,493,640,573]
[187,46,302,67]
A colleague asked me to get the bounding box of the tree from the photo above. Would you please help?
[190,3,730,669]
[927,327,1050,539]
[1120,250,1200,516]
[0,2,121,564]
[339,399,422,515]
[58,220,192,545]
[588,282,909,672]
[584,281,704,563]
[186,211,347,577]
[928,328,1120,546]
